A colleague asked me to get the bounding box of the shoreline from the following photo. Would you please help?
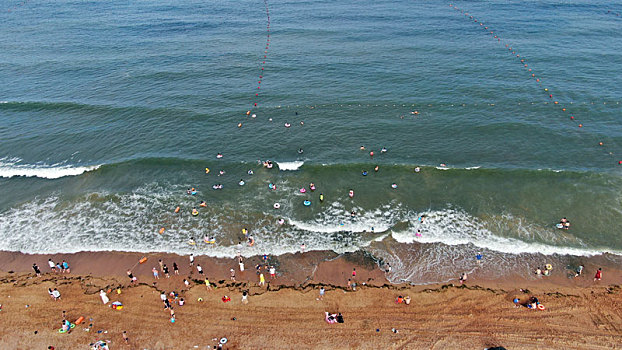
[1,249,622,348]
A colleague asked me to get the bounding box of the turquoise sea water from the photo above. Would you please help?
[1,0,621,281]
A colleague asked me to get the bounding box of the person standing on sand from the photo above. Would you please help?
[317,286,325,301]
[205,277,212,290]
[269,266,276,279]
[352,268,356,279]
[100,290,109,304]
[32,263,41,277]
[152,267,160,279]
[159,259,164,272]
[238,257,245,272]
[241,291,248,304]
[575,265,584,277]
[230,268,236,281]
[173,262,179,275]
[184,279,190,289]
[189,254,194,267]
[197,264,204,275]
[52,288,61,301]
[48,259,56,273]
[122,331,129,344]
[459,272,468,284]
[259,273,265,286]
[163,264,170,278]
[476,253,483,264]
[594,268,602,281]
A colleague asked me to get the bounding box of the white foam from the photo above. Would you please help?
[0,157,101,179]
[277,161,304,171]
[391,209,621,257]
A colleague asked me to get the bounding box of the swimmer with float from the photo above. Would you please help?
[309,183,316,191]
[239,179,245,186]
[348,189,354,198]
[200,201,207,207]
[319,193,324,202]
[191,207,199,216]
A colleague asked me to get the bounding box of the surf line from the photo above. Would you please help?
[238,0,271,129]
[448,4,621,165]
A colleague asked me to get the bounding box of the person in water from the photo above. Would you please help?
[374,165,379,172]
[298,148,304,154]
[319,193,324,202]
[362,170,368,176]
[200,201,207,207]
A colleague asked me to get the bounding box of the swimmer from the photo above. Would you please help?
[391,183,398,189]
[251,114,256,118]
[414,167,420,173]
[374,165,379,172]
[205,168,210,174]
[284,123,291,128]
[247,170,254,175]
[188,238,196,245]
[418,215,426,223]
[300,121,304,126]
[369,151,374,157]
[248,235,255,246]
[309,183,316,191]
[319,193,324,202]
[348,190,354,198]
[360,146,365,150]
[362,170,368,176]
[269,183,276,190]
[200,201,207,207]
[412,110,419,115]
[298,148,304,154]
[415,229,422,237]
[219,170,225,176]
[186,188,191,195]
[440,163,446,167]
[350,210,356,217]
[239,179,245,186]
[268,118,273,122]
[381,147,387,153]
[217,153,223,159]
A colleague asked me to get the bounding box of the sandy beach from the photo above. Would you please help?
[0,250,621,349]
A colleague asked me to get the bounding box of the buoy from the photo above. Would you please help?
[75,316,85,325]
[159,227,165,234]
[174,207,180,213]
[537,304,545,310]
[273,203,280,209]
[599,142,603,146]
[578,124,583,128]
[139,257,148,264]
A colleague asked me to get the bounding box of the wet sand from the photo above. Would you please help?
[0,250,621,349]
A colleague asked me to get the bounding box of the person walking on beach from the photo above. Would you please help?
[189,254,194,267]
[48,259,56,273]
[204,277,212,290]
[259,273,265,286]
[173,262,179,275]
[476,253,483,264]
[230,268,236,281]
[122,331,129,344]
[152,267,160,279]
[196,264,204,275]
[594,268,602,281]
[317,286,325,301]
[269,266,276,279]
[159,259,164,272]
[32,263,41,277]
[575,265,584,278]
[62,260,70,273]
[127,269,137,283]
[352,268,356,279]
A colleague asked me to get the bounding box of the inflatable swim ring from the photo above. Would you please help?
[309,183,316,191]
[555,223,563,229]
[204,238,215,244]
[545,264,553,270]
[303,200,311,206]
[391,183,398,189]
[273,203,281,209]
[239,180,245,186]
[537,304,545,310]
[300,188,306,193]
[191,191,197,195]
[191,209,199,216]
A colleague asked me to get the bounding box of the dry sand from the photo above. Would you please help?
[0,250,621,349]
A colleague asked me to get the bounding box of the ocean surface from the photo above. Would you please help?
[1,0,621,283]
